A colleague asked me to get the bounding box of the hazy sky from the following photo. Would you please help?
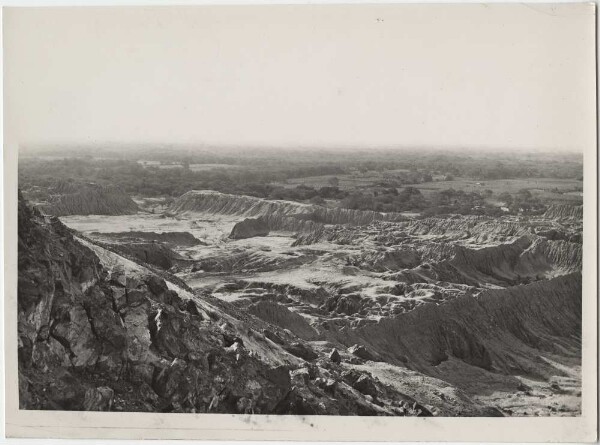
[4,4,596,152]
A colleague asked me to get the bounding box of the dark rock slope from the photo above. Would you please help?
[38,181,139,216]
[230,217,270,239]
[17,192,437,415]
[90,231,203,247]
[109,242,184,270]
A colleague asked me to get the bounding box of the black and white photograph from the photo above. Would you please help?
[3,3,597,441]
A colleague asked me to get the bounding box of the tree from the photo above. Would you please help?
[498,192,513,205]
[328,177,340,187]
[309,195,326,206]
[517,189,532,199]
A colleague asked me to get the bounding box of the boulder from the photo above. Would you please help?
[229,218,270,239]
[352,375,378,398]
[83,386,115,411]
[316,377,338,395]
[44,370,87,410]
[290,368,311,385]
[263,329,285,345]
[347,344,377,361]
[284,342,318,361]
[183,299,203,319]
[328,348,341,364]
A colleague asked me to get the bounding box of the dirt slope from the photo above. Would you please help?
[38,181,139,216]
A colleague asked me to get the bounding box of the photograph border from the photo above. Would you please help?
[2,3,598,441]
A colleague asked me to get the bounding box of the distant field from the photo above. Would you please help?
[274,172,583,205]
[272,171,411,190]
[188,163,244,172]
[414,177,583,203]
[137,160,244,172]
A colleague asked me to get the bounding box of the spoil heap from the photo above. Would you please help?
[38,181,138,216]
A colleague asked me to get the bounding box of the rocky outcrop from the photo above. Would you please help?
[38,181,138,216]
[229,217,270,239]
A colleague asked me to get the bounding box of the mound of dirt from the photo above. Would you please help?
[38,181,138,216]
[169,190,405,228]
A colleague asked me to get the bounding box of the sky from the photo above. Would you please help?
[3,4,596,152]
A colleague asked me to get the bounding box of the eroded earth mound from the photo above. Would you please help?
[37,181,139,216]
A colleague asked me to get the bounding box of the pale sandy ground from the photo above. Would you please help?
[348,356,581,417]
[349,361,486,416]
[61,212,238,245]
[472,357,581,416]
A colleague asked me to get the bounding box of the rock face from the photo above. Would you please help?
[230,218,270,239]
[38,181,139,216]
[109,242,184,270]
[17,192,439,415]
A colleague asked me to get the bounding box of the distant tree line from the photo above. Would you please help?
[19,156,561,217]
